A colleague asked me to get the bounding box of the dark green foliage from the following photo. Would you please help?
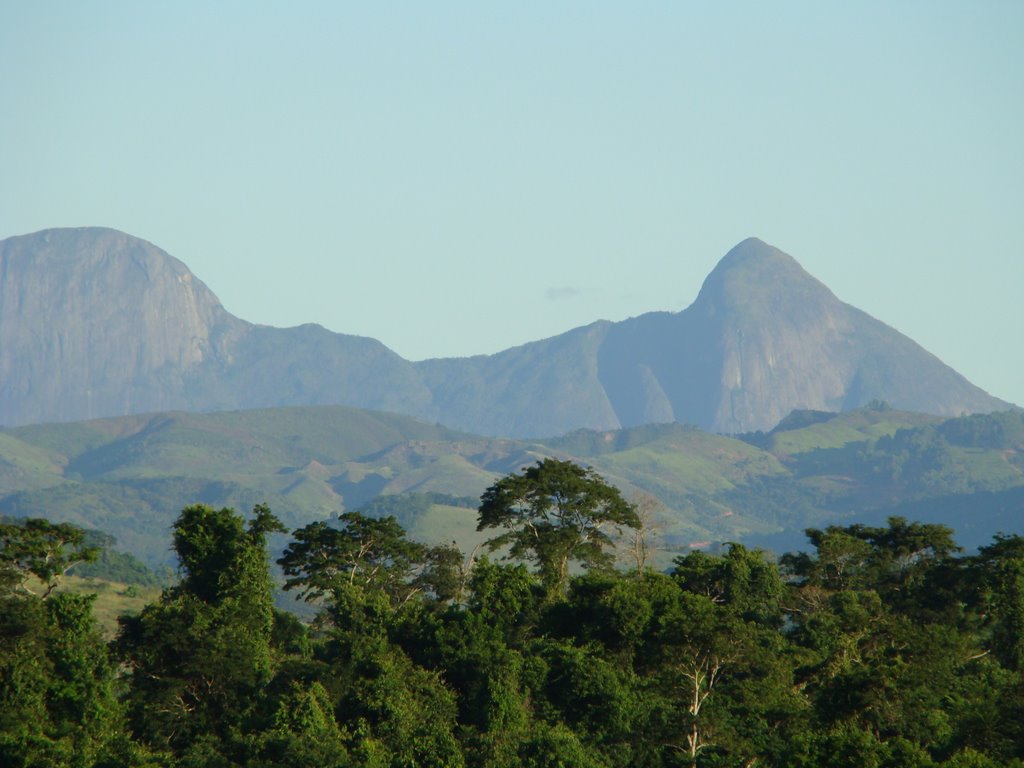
[0,518,99,597]
[782,516,959,605]
[477,459,640,594]
[975,534,1024,670]
[342,639,465,767]
[278,512,429,604]
[0,588,131,767]
[4,489,1023,767]
[278,511,463,610]
[118,504,286,761]
[250,681,348,767]
[673,543,785,627]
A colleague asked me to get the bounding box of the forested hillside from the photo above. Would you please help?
[2,405,1022,571]
[2,468,1022,767]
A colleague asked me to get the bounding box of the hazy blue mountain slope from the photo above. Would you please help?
[0,228,1009,436]
[416,320,621,436]
[593,238,1008,433]
[418,238,1009,435]
[193,322,435,417]
[0,228,243,425]
[0,228,434,427]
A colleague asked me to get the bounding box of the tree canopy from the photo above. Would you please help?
[3,490,1024,767]
[0,518,98,598]
[477,458,640,594]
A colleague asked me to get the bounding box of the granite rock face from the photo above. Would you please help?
[0,228,243,425]
[0,228,1010,435]
[420,238,1008,435]
[0,228,430,427]
[593,238,1007,433]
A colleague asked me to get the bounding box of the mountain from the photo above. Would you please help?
[421,238,1009,434]
[601,238,1008,432]
[0,228,432,427]
[0,228,1010,435]
[0,227,240,425]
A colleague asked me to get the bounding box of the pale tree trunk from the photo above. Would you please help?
[680,651,722,768]
[674,651,759,768]
[618,491,663,575]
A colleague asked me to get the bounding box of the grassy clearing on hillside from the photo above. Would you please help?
[767,409,940,456]
[770,424,871,454]
[599,438,784,496]
[405,503,489,552]
[0,431,66,493]
[55,576,163,638]
[945,446,1024,490]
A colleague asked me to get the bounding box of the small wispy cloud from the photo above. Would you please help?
[545,286,581,301]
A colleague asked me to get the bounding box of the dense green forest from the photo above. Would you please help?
[2,460,1023,767]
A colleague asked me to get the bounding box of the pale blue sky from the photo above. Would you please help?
[2,2,1022,406]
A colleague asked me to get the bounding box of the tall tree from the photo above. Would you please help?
[278,512,429,606]
[976,534,1024,671]
[118,504,285,761]
[477,459,639,595]
[0,520,132,767]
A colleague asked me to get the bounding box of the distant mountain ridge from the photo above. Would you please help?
[0,227,1009,435]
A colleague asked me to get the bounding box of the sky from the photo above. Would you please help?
[2,2,1022,406]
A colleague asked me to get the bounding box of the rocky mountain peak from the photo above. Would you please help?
[0,227,244,425]
[693,237,839,319]
[0,228,1010,435]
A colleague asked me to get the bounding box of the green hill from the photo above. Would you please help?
[1,404,1021,569]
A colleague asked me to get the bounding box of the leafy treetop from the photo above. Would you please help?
[477,458,639,594]
[0,518,98,598]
